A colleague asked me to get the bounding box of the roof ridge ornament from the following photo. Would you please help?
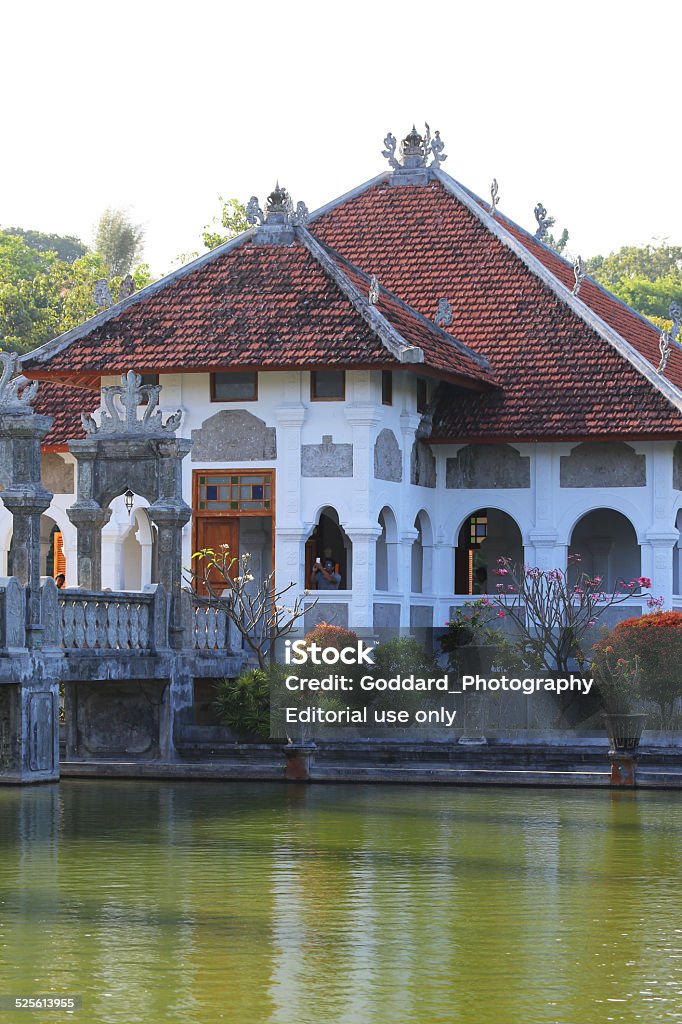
[247,184,308,243]
[81,370,182,436]
[490,179,500,217]
[368,275,380,305]
[434,298,453,327]
[0,352,39,411]
[658,330,671,374]
[572,255,586,296]
[669,300,682,345]
[382,123,447,175]
[534,202,552,241]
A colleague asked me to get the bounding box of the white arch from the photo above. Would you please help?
[450,502,527,548]
[558,498,645,547]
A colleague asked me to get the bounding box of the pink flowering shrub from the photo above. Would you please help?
[488,556,653,672]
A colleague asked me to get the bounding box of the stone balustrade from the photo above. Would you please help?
[57,585,170,653]
[191,596,230,651]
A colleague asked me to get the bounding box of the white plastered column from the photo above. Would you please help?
[345,383,381,628]
[644,444,677,609]
[275,378,307,592]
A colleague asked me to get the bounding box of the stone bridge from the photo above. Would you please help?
[0,357,241,784]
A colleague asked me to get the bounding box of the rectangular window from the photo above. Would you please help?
[381,370,393,406]
[416,377,428,413]
[211,371,258,402]
[197,472,271,512]
[311,370,345,401]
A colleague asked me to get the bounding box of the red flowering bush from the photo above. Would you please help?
[600,611,682,724]
[304,622,359,652]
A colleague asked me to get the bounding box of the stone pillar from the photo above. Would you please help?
[0,364,54,648]
[148,502,192,649]
[66,503,112,590]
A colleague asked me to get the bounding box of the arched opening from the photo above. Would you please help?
[454,508,523,595]
[121,508,157,591]
[675,509,682,596]
[411,510,433,594]
[568,509,640,590]
[376,506,398,592]
[40,515,66,582]
[305,507,352,589]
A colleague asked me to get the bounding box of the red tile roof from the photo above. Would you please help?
[23,237,492,390]
[311,177,682,439]
[34,380,89,450]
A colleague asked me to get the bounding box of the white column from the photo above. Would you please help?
[645,443,677,609]
[345,390,381,628]
[275,383,306,591]
[529,443,564,571]
[399,411,422,624]
[101,519,130,590]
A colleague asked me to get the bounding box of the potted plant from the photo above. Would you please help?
[590,642,646,752]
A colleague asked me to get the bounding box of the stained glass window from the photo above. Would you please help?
[198,473,271,512]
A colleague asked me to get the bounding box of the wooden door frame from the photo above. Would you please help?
[192,469,276,589]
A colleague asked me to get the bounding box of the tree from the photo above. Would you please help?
[586,242,682,324]
[189,546,311,669]
[201,197,249,250]
[3,227,87,264]
[94,208,145,277]
[0,231,60,352]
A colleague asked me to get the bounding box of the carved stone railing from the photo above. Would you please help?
[57,584,169,653]
[191,595,231,651]
[0,577,27,652]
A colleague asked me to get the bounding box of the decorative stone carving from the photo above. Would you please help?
[0,352,39,410]
[82,371,182,436]
[410,440,436,488]
[41,453,74,494]
[446,444,530,489]
[572,255,586,296]
[560,442,646,488]
[93,280,113,308]
[246,196,265,225]
[534,202,551,241]
[434,298,453,327]
[382,124,447,171]
[191,410,276,461]
[374,429,402,482]
[301,436,353,478]
[75,683,162,758]
[490,178,500,216]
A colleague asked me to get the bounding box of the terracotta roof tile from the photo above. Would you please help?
[311,179,682,439]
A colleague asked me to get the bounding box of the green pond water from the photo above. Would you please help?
[1,781,681,1024]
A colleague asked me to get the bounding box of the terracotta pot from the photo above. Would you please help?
[602,712,647,753]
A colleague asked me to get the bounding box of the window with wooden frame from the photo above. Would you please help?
[196,472,272,513]
[311,370,345,401]
[210,371,258,402]
[416,377,428,414]
[381,370,393,406]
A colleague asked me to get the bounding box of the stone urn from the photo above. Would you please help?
[602,712,647,754]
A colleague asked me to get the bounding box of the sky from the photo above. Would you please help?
[1,0,680,277]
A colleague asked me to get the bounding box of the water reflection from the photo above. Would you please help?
[0,783,681,1023]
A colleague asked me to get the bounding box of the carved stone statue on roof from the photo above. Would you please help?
[382,123,447,182]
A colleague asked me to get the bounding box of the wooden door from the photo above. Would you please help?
[194,518,240,595]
